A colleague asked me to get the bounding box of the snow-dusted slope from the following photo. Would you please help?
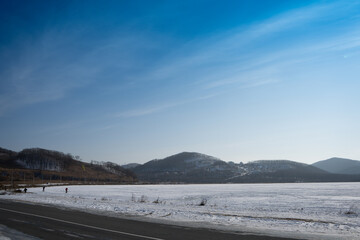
[132,152,338,183]
[133,152,238,183]
[138,152,225,171]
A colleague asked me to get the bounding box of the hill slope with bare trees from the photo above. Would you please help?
[0,147,137,186]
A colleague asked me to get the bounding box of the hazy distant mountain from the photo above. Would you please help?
[132,152,355,183]
[312,157,360,174]
[121,163,141,169]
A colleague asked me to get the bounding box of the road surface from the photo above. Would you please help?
[0,199,298,240]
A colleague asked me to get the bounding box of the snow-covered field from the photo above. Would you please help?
[1,182,360,240]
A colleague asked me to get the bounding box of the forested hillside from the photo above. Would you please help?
[0,147,137,185]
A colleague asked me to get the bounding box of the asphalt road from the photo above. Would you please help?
[0,200,299,240]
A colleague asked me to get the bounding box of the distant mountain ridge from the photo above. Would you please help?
[312,157,360,175]
[122,163,141,169]
[3,147,360,184]
[129,152,360,183]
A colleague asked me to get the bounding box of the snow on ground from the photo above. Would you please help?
[1,182,360,240]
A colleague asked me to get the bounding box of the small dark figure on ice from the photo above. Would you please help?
[43,186,45,191]
[24,188,27,193]
[65,188,68,193]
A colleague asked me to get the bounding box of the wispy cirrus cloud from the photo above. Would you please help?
[111,1,360,119]
[0,26,166,115]
[2,0,360,119]
[116,103,175,118]
[128,0,356,90]
[0,30,98,115]
[115,93,220,119]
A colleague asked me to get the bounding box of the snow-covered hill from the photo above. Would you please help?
[312,157,360,175]
[132,152,235,183]
[132,152,347,183]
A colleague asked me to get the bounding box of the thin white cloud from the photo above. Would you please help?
[108,1,360,119]
[115,93,220,119]
[116,104,173,118]
[195,3,360,90]
[129,1,350,90]
[2,0,359,118]
[0,28,162,116]
[0,30,101,115]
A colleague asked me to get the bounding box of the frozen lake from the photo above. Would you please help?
[1,182,360,239]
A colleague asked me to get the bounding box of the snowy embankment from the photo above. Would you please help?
[1,183,360,240]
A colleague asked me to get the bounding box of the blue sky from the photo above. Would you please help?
[1,0,360,164]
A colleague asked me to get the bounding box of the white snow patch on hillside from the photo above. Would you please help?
[1,183,360,240]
